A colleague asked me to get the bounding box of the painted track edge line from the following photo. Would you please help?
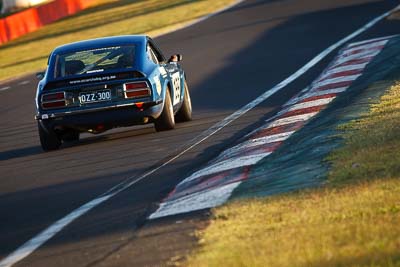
[1,4,399,267]
[148,5,400,219]
[149,36,391,219]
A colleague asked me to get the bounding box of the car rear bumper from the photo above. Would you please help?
[36,100,163,132]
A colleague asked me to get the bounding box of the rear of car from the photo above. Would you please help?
[35,35,191,151]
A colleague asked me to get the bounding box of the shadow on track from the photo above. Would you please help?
[1,0,400,266]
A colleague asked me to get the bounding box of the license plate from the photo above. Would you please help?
[79,90,111,104]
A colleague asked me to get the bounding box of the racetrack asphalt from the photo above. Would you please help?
[1,0,400,266]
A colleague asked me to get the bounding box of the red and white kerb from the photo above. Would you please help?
[149,36,392,219]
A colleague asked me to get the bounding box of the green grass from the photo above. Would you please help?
[182,83,400,267]
[0,0,235,81]
[327,83,400,185]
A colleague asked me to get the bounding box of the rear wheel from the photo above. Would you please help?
[175,81,192,122]
[155,89,175,131]
[38,122,61,151]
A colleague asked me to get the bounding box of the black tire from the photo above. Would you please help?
[175,81,192,122]
[62,130,80,142]
[38,121,61,151]
[155,89,175,131]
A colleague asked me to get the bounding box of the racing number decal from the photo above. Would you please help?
[171,72,181,105]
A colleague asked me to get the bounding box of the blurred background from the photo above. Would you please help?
[1,0,50,14]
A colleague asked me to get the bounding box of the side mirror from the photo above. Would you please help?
[36,72,45,80]
[169,54,182,63]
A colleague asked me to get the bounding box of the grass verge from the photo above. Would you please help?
[0,0,235,81]
[182,83,400,267]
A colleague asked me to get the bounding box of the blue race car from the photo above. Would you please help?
[35,35,192,151]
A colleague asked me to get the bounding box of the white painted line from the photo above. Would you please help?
[0,86,11,92]
[326,62,368,74]
[150,6,399,218]
[266,112,319,128]
[333,49,380,66]
[314,86,348,93]
[347,34,397,47]
[278,97,335,117]
[220,131,294,158]
[283,86,344,107]
[182,152,271,184]
[149,35,389,219]
[148,39,380,219]
[2,4,399,266]
[149,181,241,219]
[313,74,361,88]
[341,40,387,55]
[0,194,113,267]
[321,63,368,80]
[294,87,348,103]
[338,47,382,60]
[337,48,377,61]
[333,57,372,69]
[285,97,335,112]
[18,80,30,85]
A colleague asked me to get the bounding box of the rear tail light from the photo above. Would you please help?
[123,82,151,99]
[41,92,66,109]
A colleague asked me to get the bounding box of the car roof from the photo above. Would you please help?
[52,35,148,54]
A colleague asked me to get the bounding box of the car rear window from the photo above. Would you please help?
[55,45,135,78]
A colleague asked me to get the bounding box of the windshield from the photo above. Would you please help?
[55,45,135,78]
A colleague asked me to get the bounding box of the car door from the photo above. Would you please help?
[147,40,183,109]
